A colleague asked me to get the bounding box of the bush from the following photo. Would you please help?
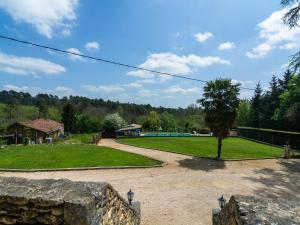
[237,127,300,150]
[0,138,6,149]
[23,137,30,146]
[102,113,125,138]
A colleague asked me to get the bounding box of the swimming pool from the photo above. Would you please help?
[142,133,193,137]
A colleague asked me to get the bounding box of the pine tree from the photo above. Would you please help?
[279,69,293,93]
[62,104,76,133]
[261,75,281,128]
[36,98,48,117]
[249,83,263,128]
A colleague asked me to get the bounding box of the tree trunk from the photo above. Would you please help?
[217,137,222,159]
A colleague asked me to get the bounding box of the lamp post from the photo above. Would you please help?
[218,195,226,209]
[127,189,134,205]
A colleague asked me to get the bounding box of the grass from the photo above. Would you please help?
[0,144,161,169]
[63,133,97,144]
[118,137,284,160]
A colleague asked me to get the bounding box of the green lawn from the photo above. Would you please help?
[118,137,284,159]
[63,133,97,144]
[0,144,161,169]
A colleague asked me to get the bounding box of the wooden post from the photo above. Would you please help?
[272,135,274,144]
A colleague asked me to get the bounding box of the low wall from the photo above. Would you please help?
[212,195,300,225]
[0,177,140,225]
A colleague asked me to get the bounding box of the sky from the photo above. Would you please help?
[0,0,299,108]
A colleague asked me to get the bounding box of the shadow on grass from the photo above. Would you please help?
[178,157,225,171]
[245,159,300,200]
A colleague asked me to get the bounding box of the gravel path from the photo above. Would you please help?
[0,139,299,225]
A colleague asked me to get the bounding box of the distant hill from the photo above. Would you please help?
[0,90,205,133]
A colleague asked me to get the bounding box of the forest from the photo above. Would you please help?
[0,90,205,134]
[236,70,300,132]
[1,69,299,134]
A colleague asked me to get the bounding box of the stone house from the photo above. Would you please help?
[8,119,64,144]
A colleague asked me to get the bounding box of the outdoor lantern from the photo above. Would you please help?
[218,195,226,209]
[127,189,134,205]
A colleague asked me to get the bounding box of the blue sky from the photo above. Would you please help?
[0,0,298,108]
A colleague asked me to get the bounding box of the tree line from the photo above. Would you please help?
[0,90,205,134]
[236,70,300,132]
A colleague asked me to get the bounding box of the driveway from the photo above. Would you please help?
[0,139,299,225]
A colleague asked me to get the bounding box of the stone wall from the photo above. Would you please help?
[0,177,140,225]
[212,195,300,225]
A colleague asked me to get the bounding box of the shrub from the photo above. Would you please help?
[237,127,300,150]
[23,137,30,146]
[0,138,6,149]
[102,113,125,138]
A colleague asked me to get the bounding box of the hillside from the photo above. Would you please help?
[0,90,205,134]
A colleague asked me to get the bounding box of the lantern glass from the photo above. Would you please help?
[218,195,226,208]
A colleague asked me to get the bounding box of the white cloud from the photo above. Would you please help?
[281,63,289,69]
[67,48,85,61]
[163,85,201,94]
[0,52,66,76]
[279,42,298,50]
[3,85,74,97]
[61,28,71,37]
[3,84,26,92]
[232,79,254,87]
[82,85,125,93]
[172,46,184,51]
[137,89,159,98]
[194,32,213,43]
[239,90,253,99]
[137,79,156,84]
[175,32,181,38]
[0,0,79,38]
[125,82,143,88]
[186,54,231,66]
[127,53,230,80]
[127,70,155,79]
[85,41,100,51]
[125,78,159,88]
[218,42,235,50]
[247,7,300,58]
[246,43,273,58]
[54,86,75,96]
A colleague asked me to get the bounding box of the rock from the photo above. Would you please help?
[0,215,17,224]
[0,177,140,225]
[51,206,63,216]
[212,195,300,225]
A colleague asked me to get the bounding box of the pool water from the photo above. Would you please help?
[142,133,193,137]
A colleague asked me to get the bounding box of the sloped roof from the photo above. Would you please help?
[116,124,142,132]
[17,119,63,134]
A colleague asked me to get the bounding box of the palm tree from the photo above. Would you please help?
[199,79,240,159]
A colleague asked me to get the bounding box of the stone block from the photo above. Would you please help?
[0,177,140,225]
[212,195,300,225]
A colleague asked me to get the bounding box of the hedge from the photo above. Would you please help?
[237,127,300,151]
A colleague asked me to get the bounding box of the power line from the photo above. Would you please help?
[0,34,255,91]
